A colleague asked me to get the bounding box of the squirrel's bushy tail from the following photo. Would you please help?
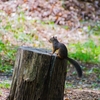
[67,57,82,77]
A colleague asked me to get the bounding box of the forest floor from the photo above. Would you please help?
[0,64,100,100]
[0,0,100,100]
[0,77,100,100]
[0,87,100,100]
[64,64,100,100]
[64,88,100,100]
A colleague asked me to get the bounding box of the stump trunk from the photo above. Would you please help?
[7,47,67,100]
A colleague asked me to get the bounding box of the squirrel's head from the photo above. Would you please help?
[49,36,58,43]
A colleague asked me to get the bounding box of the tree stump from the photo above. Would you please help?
[7,47,67,100]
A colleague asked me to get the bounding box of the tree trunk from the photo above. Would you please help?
[7,47,67,100]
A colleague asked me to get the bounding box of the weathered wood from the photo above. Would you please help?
[7,47,67,100]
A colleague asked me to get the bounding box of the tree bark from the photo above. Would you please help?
[7,47,67,100]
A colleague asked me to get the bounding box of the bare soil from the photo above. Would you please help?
[0,87,100,100]
[0,88,9,100]
[64,89,100,100]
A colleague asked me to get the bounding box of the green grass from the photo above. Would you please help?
[80,20,100,35]
[68,39,100,64]
[88,22,100,35]
[0,81,11,89]
[0,40,17,73]
[65,82,74,88]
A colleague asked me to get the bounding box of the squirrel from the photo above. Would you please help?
[49,36,82,77]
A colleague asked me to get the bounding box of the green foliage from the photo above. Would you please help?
[0,11,45,74]
[92,67,100,79]
[91,83,100,89]
[85,66,100,78]
[0,40,17,73]
[81,21,100,35]
[0,81,10,89]
[17,11,26,22]
[65,82,74,88]
[88,22,100,35]
[69,40,100,64]
[62,25,69,30]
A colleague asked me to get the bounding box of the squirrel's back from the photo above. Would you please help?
[58,43,68,59]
